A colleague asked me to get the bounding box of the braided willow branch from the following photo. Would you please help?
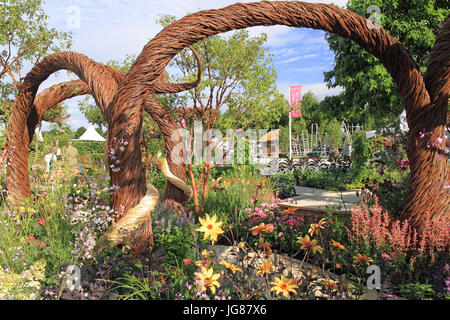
[7,44,202,203]
[400,14,450,225]
[108,1,447,229]
[6,2,449,255]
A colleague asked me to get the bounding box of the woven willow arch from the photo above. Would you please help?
[5,1,449,254]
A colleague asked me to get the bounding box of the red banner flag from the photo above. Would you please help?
[289,85,302,118]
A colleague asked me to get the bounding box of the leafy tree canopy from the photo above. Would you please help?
[0,0,72,126]
[323,0,449,129]
[157,15,289,133]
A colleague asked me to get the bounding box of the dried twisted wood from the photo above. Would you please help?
[109,1,448,229]
[5,52,118,198]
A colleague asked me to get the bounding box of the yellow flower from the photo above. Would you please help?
[220,261,242,274]
[250,223,274,236]
[26,207,36,214]
[236,242,245,250]
[296,234,317,251]
[331,240,347,251]
[256,258,274,277]
[270,276,298,298]
[308,218,327,236]
[50,202,57,208]
[196,214,224,244]
[312,245,324,254]
[353,254,374,266]
[194,267,221,294]
[195,249,215,267]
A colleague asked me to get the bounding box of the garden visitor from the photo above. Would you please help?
[62,140,79,173]
[55,140,62,161]
[44,147,57,173]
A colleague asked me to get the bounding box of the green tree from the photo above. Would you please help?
[320,118,343,148]
[157,14,289,213]
[157,15,289,132]
[324,0,449,129]
[74,126,86,139]
[299,91,323,126]
[0,0,72,127]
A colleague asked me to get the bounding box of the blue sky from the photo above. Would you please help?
[39,0,347,130]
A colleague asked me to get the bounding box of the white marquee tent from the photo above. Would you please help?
[76,123,106,142]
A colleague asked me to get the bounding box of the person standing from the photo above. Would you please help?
[62,140,79,173]
[44,147,57,173]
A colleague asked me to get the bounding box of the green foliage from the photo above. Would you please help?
[399,282,435,300]
[0,0,72,126]
[201,165,274,238]
[270,169,296,199]
[351,131,373,179]
[295,166,353,191]
[320,118,343,148]
[299,91,322,125]
[157,15,289,131]
[72,140,104,162]
[324,0,449,129]
[73,126,86,139]
[153,227,194,267]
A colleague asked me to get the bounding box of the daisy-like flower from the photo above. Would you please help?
[296,234,317,251]
[196,214,224,244]
[308,218,327,236]
[282,208,297,215]
[353,254,374,266]
[331,240,347,251]
[220,261,242,274]
[270,276,299,298]
[250,223,274,236]
[194,267,221,294]
[256,258,274,277]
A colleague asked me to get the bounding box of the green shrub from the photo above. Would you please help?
[351,131,374,180]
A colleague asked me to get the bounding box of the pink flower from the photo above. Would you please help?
[249,198,255,204]
[37,218,46,226]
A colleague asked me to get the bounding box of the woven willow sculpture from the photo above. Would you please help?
[4,1,449,254]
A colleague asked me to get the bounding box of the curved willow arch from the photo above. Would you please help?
[6,52,119,198]
[6,2,449,255]
[107,1,448,232]
[6,45,202,205]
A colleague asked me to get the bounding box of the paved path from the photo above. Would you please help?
[278,186,362,214]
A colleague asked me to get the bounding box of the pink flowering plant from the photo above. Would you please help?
[346,193,449,298]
